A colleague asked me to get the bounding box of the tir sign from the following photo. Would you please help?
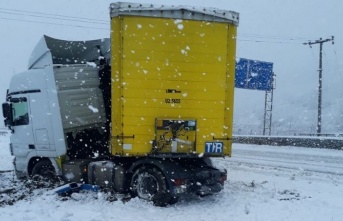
[205,142,223,153]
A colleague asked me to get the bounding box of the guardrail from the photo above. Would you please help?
[233,135,343,150]
[294,133,343,137]
[1,130,342,149]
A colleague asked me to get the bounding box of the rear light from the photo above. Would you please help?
[172,179,188,194]
[82,166,87,174]
[172,178,187,186]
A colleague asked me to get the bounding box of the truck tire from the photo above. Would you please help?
[130,166,171,206]
[31,160,56,181]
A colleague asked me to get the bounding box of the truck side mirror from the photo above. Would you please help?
[2,103,13,126]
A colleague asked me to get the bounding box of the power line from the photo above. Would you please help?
[0,15,317,46]
[239,32,312,41]
[0,6,326,45]
[237,33,313,45]
[0,7,107,22]
[0,6,318,44]
[0,13,310,45]
[310,47,318,64]
[323,49,330,68]
[0,6,338,57]
[0,17,109,31]
[0,10,108,25]
[0,13,300,42]
[238,39,303,44]
[332,45,343,74]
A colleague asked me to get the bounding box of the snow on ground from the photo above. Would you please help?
[0,132,12,171]
[0,132,343,221]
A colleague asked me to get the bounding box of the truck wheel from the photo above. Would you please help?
[31,160,56,181]
[130,166,171,206]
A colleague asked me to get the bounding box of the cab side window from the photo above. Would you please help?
[12,98,29,126]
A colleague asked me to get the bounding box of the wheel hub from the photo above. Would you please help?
[136,172,159,200]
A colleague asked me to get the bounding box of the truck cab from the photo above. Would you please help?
[2,36,110,178]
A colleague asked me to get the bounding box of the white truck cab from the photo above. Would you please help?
[2,35,110,178]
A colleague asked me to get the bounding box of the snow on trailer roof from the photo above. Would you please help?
[110,2,239,26]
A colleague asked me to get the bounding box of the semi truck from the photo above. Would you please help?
[2,2,239,205]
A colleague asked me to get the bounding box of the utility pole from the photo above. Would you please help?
[303,36,334,136]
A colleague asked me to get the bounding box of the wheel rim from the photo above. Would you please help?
[136,172,159,200]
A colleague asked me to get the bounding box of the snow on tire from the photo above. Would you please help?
[130,166,172,206]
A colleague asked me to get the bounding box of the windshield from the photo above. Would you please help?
[12,98,29,126]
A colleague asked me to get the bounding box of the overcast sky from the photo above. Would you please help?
[0,0,342,132]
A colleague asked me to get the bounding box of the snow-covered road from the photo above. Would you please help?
[0,133,343,221]
[229,144,343,175]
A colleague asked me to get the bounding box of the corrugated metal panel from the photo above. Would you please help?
[111,15,237,157]
[54,65,106,133]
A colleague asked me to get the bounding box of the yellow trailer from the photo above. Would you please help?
[110,2,239,157]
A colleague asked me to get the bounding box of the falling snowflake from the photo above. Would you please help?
[88,105,99,113]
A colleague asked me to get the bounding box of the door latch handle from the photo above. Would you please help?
[29,144,35,149]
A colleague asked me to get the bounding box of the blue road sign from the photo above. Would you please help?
[235,58,274,91]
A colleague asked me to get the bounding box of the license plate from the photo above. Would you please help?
[205,142,223,153]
